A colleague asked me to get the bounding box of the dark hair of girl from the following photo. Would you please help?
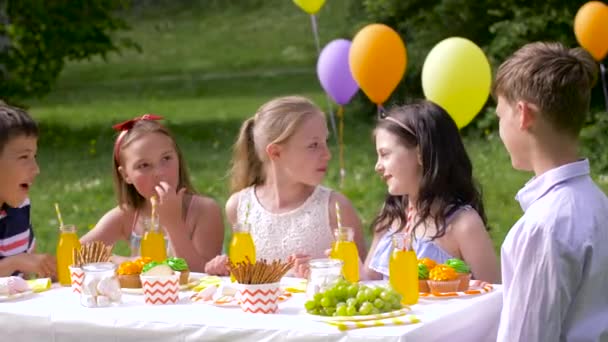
[371,100,487,239]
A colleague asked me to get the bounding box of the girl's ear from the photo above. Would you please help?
[416,146,423,166]
[266,143,281,161]
[118,166,132,184]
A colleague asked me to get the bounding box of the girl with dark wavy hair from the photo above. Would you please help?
[364,100,500,283]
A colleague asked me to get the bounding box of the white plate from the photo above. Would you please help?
[362,280,494,300]
[192,292,294,306]
[0,290,35,302]
[419,281,494,300]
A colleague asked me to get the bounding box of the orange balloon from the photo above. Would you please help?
[349,24,407,105]
[574,1,608,61]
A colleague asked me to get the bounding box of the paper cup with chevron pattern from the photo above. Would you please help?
[237,282,281,314]
[69,266,84,294]
[140,273,180,305]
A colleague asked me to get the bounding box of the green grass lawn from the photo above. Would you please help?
[24,1,607,256]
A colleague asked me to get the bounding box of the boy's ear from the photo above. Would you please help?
[266,143,281,161]
[117,166,132,184]
[517,101,537,130]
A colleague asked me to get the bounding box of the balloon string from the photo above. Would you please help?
[377,104,386,118]
[310,14,321,54]
[309,13,338,144]
[601,63,608,112]
[337,105,345,188]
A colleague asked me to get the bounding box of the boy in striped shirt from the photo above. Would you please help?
[0,103,55,277]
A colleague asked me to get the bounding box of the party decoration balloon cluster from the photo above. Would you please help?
[293,2,496,182]
[315,23,408,186]
[293,0,608,180]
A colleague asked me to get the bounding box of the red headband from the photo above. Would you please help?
[113,114,163,163]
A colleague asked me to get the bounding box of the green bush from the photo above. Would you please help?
[581,111,608,175]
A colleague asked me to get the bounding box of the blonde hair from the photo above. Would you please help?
[493,42,598,136]
[113,120,196,209]
[230,96,323,193]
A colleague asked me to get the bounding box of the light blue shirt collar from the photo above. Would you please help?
[515,159,590,211]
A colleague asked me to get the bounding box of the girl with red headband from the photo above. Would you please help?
[80,115,224,272]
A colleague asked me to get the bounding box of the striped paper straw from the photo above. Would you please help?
[335,201,342,231]
[54,203,64,228]
[326,314,420,331]
[150,196,157,232]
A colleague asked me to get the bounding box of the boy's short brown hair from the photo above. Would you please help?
[493,42,598,137]
[0,102,38,155]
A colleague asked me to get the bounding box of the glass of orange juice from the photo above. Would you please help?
[140,216,167,262]
[330,227,359,283]
[389,232,419,305]
[228,223,256,282]
[57,224,81,286]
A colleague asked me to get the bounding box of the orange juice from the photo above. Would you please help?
[57,225,81,286]
[330,227,359,282]
[229,223,256,282]
[389,234,419,305]
[141,230,167,262]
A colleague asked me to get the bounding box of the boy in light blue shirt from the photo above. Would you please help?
[494,42,608,341]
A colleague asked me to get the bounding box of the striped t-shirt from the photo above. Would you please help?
[0,199,36,265]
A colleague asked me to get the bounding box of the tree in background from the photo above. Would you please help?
[0,0,138,103]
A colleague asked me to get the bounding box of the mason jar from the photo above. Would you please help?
[306,258,344,299]
[81,262,122,308]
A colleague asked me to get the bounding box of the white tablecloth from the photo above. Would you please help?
[0,277,502,342]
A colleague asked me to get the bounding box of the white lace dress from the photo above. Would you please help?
[236,185,334,261]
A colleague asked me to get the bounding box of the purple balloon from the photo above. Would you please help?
[317,39,359,105]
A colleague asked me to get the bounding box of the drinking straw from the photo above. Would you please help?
[150,196,157,232]
[54,203,64,228]
[244,201,251,226]
[336,202,342,228]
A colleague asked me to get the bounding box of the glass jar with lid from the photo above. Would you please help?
[306,258,344,299]
[81,262,122,308]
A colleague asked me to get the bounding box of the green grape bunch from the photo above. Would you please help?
[304,279,403,317]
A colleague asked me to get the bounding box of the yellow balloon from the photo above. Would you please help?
[422,37,491,129]
[349,24,407,105]
[293,0,326,15]
[574,1,608,61]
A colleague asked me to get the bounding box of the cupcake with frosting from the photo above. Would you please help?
[117,256,152,288]
[418,263,430,293]
[446,258,471,291]
[427,264,460,293]
[141,261,164,274]
[419,257,437,271]
[165,257,190,285]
